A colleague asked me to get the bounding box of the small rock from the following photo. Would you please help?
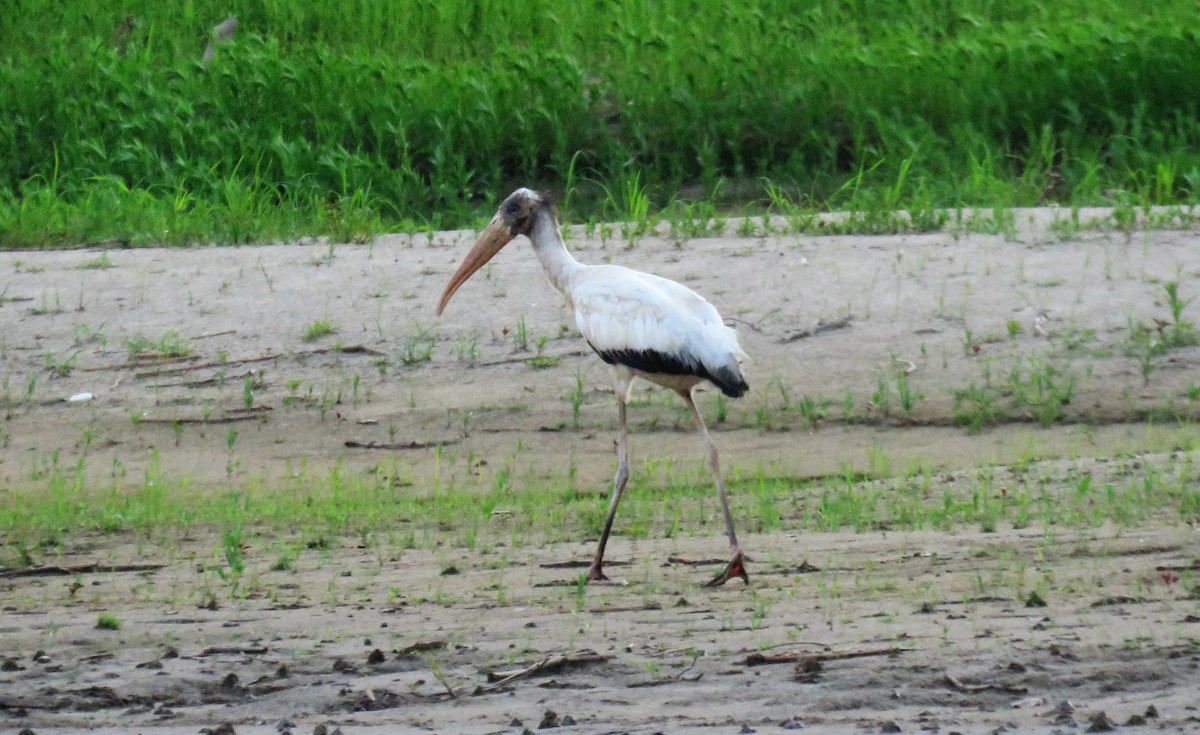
[1124,714,1146,726]
[794,657,823,682]
[510,718,523,727]
[440,565,459,576]
[780,717,805,730]
[137,660,163,669]
[313,725,327,735]
[1025,591,1047,607]
[220,672,240,690]
[32,650,47,662]
[1086,711,1116,732]
[276,719,295,732]
[739,725,756,734]
[161,647,180,659]
[1047,700,1076,716]
[1006,662,1026,673]
[275,664,290,679]
[331,658,354,673]
[366,648,385,665]
[18,729,37,735]
[1145,705,1159,719]
[880,721,902,733]
[539,710,560,729]
[1,659,22,671]
[200,724,237,735]
[560,715,576,726]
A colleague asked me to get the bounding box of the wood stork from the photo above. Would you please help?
[436,188,750,587]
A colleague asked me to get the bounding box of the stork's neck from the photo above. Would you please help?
[528,206,581,300]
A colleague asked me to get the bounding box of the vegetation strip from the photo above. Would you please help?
[4,2,1200,245]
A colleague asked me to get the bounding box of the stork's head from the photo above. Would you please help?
[436,188,546,315]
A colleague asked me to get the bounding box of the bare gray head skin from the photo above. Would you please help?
[494,187,549,240]
[436,188,551,315]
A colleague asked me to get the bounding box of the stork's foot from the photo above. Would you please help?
[585,562,609,584]
[704,550,749,587]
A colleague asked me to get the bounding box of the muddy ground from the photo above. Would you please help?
[2,208,1199,733]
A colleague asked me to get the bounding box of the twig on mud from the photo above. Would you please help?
[395,640,447,657]
[344,439,459,451]
[482,650,611,691]
[943,672,1028,695]
[725,307,778,333]
[81,355,199,372]
[540,559,629,569]
[778,315,853,343]
[0,562,165,578]
[476,349,590,367]
[200,645,269,656]
[192,329,237,340]
[134,354,279,377]
[744,646,907,667]
[138,415,260,425]
[156,369,257,388]
[665,556,728,566]
[308,344,387,356]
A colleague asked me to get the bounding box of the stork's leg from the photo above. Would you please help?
[587,381,631,582]
[681,390,749,587]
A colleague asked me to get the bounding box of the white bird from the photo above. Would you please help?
[437,188,750,586]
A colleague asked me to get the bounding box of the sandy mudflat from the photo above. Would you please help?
[2,208,1199,733]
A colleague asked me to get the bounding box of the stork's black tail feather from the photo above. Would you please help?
[590,343,749,398]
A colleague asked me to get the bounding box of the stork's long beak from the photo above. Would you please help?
[435,216,513,316]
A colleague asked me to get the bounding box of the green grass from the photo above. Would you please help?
[95,612,122,630]
[4,1,1200,247]
[125,330,193,360]
[301,318,337,342]
[2,446,1196,564]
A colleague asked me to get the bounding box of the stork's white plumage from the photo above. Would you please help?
[437,188,750,586]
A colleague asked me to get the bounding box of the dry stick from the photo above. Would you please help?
[0,563,165,578]
[138,415,259,425]
[778,315,854,343]
[134,353,280,378]
[344,439,459,450]
[725,307,779,334]
[81,355,199,372]
[201,645,269,656]
[308,344,386,356]
[157,369,257,388]
[943,672,1028,695]
[192,329,237,340]
[482,651,611,691]
[395,640,446,657]
[130,344,382,379]
[744,646,907,667]
[476,349,590,367]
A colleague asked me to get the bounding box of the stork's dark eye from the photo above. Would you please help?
[505,201,520,215]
